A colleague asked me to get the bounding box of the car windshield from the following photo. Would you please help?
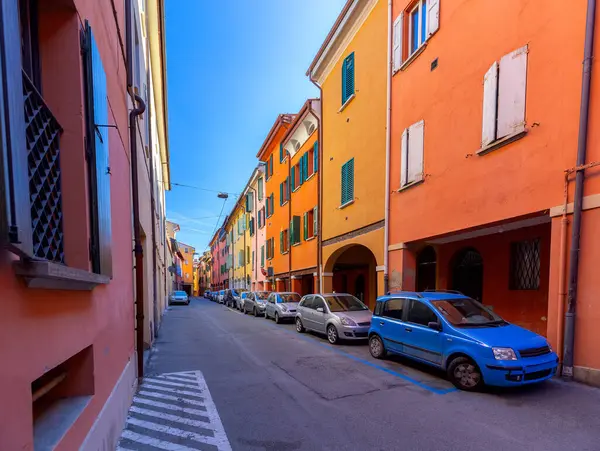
[431,298,505,326]
[255,292,269,300]
[174,291,186,296]
[325,295,368,312]
[277,293,300,303]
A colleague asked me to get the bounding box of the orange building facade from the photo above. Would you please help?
[388,0,600,385]
[257,115,294,291]
[178,242,195,296]
[282,100,321,296]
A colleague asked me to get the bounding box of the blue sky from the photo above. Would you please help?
[164,0,346,253]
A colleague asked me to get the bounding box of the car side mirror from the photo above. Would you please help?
[316,307,324,313]
[428,321,442,331]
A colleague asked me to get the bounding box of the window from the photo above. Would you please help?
[342,52,355,105]
[400,120,424,188]
[509,238,541,290]
[341,158,355,205]
[301,296,314,309]
[279,143,285,163]
[266,238,275,260]
[280,229,289,253]
[406,300,438,326]
[258,177,264,200]
[266,193,274,218]
[290,216,301,245]
[392,0,440,71]
[308,141,318,176]
[261,245,265,267]
[249,218,255,236]
[304,209,315,240]
[291,163,300,191]
[280,178,289,205]
[382,299,405,320]
[269,154,274,177]
[245,193,252,212]
[313,297,326,311]
[481,45,528,149]
[246,246,250,265]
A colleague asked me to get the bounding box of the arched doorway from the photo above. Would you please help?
[416,246,437,291]
[451,247,483,301]
[327,244,378,309]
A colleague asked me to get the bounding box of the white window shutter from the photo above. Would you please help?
[428,0,440,36]
[497,45,528,139]
[400,128,409,187]
[408,120,424,183]
[482,61,499,147]
[393,13,403,72]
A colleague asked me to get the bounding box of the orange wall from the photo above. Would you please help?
[321,0,388,241]
[389,0,593,245]
[263,125,291,277]
[290,130,319,271]
[179,243,195,285]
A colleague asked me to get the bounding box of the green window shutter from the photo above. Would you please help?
[342,52,355,104]
[261,245,265,266]
[303,212,308,240]
[341,162,348,204]
[313,206,318,237]
[269,154,273,176]
[280,183,283,206]
[290,219,294,246]
[291,165,296,190]
[292,216,301,244]
[341,158,355,204]
[299,159,304,186]
[266,161,269,179]
[280,143,283,162]
[304,153,309,181]
[280,231,283,254]
[314,141,319,173]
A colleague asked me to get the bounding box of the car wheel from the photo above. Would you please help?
[369,335,386,359]
[274,312,280,324]
[253,307,258,317]
[447,356,484,391]
[296,318,305,333]
[327,325,339,345]
[264,310,269,319]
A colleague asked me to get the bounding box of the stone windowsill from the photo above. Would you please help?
[14,259,110,291]
[477,130,527,156]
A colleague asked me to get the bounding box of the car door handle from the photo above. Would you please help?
[379,321,385,326]
[405,327,413,332]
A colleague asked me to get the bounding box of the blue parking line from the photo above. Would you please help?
[266,319,457,395]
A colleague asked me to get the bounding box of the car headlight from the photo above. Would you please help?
[340,316,357,327]
[280,305,288,312]
[492,347,517,360]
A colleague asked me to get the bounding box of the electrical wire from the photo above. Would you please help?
[171,182,240,197]
[205,197,228,250]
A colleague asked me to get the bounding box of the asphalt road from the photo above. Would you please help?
[143,297,600,451]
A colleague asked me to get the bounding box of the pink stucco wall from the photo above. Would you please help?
[0,0,135,449]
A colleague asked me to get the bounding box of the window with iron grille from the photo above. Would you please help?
[509,238,541,290]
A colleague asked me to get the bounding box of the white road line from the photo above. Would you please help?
[226,307,244,315]
[162,374,198,383]
[133,397,207,415]
[126,417,220,447]
[129,405,214,429]
[138,390,206,406]
[119,429,201,451]
[144,378,202,389]
[142,383,206,398]
[191,371,232,451]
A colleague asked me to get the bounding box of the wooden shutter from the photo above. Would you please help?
[347,159,354,203]
[279,143,283,162]
[342,53,355,104]
[291,164,296,191]
[341,162,348,204]
[265,161,269,179]
[314,141,319,173]
[393,13,404,72]
[261,245,265,266]
[280,183,283,206]
[401,128,409,187]
[279,231,283,254]
[303,213,308,240]
[482,61,499,147]
[304,153,309,181]
[86,24,112,276]
[428,0,440,36]
[497,45,528,138]
[313,206,318,237]
[269,154,273,176]
[293,216,301,244]
[407,120,424,184]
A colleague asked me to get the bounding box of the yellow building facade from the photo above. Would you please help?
[307,0,387,309]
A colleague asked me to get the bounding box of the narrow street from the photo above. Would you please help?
[120,297,600,451]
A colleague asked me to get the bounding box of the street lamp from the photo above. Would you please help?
[217,192,229,199]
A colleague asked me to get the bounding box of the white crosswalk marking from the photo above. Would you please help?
[118,370,232,451]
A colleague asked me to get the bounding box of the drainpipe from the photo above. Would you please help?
[248,185,258,288]
[556,172,569,363]
[383,0,393,294]
[308,79,324,293]
[562,0,596,379]
[287,149,292,291]
[130,95,146,380]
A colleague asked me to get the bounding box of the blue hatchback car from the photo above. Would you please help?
[368,291,558,391]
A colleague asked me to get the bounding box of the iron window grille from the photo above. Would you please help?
[22,70,64,263]
[509,238,541,290]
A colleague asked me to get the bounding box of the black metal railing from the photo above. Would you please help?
[22,70,64,263]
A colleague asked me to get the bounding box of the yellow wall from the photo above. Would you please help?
[232,205,251,288]
[321,0,387,241]
[178,243,195,286]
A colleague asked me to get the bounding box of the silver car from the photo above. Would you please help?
[295,293,372,344]
[235,291,249,310]
[243,291,270,316]
[265,292,301,323]
[217,290,225,304]
[169,290,189,305]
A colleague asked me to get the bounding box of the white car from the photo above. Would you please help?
[169,291,189,305]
